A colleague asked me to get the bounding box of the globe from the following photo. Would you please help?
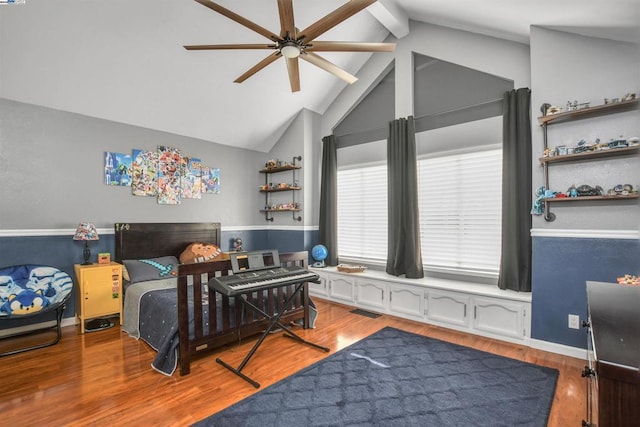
[311,244,328,267]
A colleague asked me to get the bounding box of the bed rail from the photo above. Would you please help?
[176,251,311,375]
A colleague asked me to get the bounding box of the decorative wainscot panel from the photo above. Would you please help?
[388,283,424,320]
[311,267,531,345]
[327,274,355,304]
[426,290,471,328]
[472,296,527,340]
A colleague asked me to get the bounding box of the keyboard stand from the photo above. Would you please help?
[215,281,330,388]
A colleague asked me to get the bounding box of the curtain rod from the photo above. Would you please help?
[334,97,503,141]
[416,97,503,120]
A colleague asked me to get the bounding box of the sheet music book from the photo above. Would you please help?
[230,249,280,274]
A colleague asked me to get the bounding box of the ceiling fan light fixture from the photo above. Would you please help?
[187,0,395,90]
[280,43,301,59]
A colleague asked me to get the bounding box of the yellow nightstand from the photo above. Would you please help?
[74,262,122,333]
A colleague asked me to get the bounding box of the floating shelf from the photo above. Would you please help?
[538,98,639,126]
[260,156,302,222]
[538,97,639,222]
[260,186,301,193]
[259,165,301,174]
[539,146,639,164]
[543,194,638,202]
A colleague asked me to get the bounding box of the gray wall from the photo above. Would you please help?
[322,20,531,136]
[530,27,640,229]
[263,108,322,229]
[0,98,266,230]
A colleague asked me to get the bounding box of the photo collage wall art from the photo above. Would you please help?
[104,146,220,205]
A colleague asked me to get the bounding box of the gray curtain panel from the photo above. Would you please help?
[499,88,532,292]
[386,117,424,278]
[319,135,338,266]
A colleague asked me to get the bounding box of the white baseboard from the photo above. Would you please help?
[0,317,76,338]
[529,338,587,360]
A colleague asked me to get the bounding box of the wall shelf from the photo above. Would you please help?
[260,186,301,193]
[260,208,302,213]
[539,145,638,164]
[538,98,639,222]
[543,194,638,202]
[537,98,639,126]
[260,165,301,174]
[260,156,302,222]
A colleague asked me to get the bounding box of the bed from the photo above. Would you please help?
[115,222,313,376]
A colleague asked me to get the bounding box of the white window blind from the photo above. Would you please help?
[418,149,502,277]
[337,164,388,264]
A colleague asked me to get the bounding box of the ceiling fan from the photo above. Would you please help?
[184,0,396,92]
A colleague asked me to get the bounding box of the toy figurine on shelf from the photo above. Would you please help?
[540,103,551,116]
[575,184,603,196]
[617,274,640,286]
[607,137,628,149]
[233,237,243,252]
[531,186,558,215]
[546,105,563,115]
[607,184,635,196]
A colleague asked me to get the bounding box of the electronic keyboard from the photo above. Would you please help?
[208,267,319,296]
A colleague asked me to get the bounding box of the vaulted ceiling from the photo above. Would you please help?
[0,0,637,152]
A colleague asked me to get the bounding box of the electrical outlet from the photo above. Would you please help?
[568,314,580,329]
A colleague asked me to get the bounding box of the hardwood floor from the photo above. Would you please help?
[0,299,586,426]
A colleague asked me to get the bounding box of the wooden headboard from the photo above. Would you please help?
[114,222,221,262]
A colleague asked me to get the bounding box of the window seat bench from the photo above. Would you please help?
[309,267,532,345]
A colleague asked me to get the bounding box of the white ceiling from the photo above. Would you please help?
[0,0,637,152]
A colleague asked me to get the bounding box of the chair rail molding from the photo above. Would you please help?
[530,228,638,239]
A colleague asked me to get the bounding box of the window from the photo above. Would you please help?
[418,148,502,278]
[337,164,388,264]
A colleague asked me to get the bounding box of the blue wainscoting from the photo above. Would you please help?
[531,236,640,349]
[0,234,114,328]
[1,228,319,329]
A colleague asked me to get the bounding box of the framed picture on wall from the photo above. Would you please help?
[104,151,132,186]
[157,146,181,205]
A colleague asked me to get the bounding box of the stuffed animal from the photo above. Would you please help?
[180,242,223,264]
[0,289,49,316]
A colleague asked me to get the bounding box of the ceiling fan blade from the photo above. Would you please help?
[297,0,376,43]
[194,0,280,42]
[301,52,357,84]
[285,57,301,92]
[277,0,296,39]
[306,41,395,52]
[184,43,277,51]
[234,52,281,83]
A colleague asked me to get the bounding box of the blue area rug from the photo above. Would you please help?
[194,327,558,426]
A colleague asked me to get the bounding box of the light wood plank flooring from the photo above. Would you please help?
[0,299,586,426]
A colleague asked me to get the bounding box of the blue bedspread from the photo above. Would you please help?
[123,279,236,376]
[123,280,317,376]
